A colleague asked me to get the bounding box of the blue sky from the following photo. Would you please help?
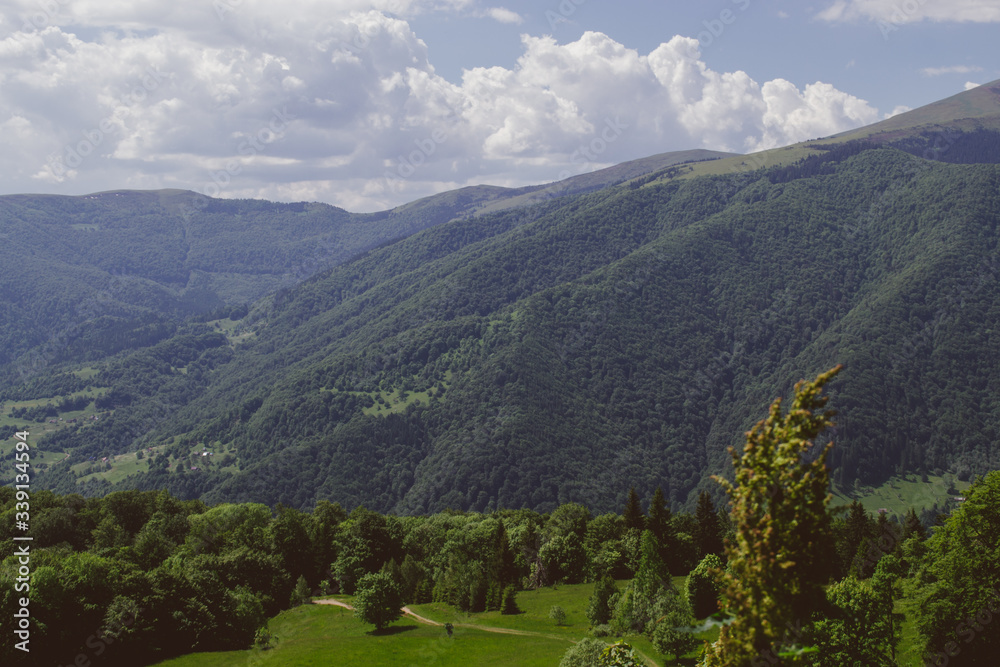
[0,0,996,211]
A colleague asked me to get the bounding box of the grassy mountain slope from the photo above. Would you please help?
[670,78,1000,181]
[25,142,1000,515]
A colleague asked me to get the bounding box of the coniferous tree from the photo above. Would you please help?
[647,487,673,562]
[838,500,873,577]
[623,488,645,531]
[701,365,842,666]
[902,507,926,541]
[694,491,723,559]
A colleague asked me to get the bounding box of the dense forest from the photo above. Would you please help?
[3,431,997,664]
[11,135,999,514]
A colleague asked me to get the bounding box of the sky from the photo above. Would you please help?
[0,0,997,212]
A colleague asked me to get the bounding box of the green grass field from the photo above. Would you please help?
[151,602,576,667]
[831,473,969,518]
[149,580,726,667]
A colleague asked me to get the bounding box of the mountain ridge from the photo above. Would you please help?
[4,83,1000,514]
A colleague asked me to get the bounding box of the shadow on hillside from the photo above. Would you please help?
[368,624,419,637]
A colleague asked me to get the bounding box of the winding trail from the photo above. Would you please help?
[312,598,658,665]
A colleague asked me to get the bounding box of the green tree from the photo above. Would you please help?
[648,592,700,661]
[612,530,688,637]
[686,553,724,619]
[587,575,618,626]
[647,487,672,555]
[902,507,927,541]
[811,555,903,666]
[601,640,643,667]
[909,470,1000,665]
[837,500,874,577]
[290,575,311,607]
[501,585,520,615]
[694,491,723,559]
[550,605,567,625]
[701,365,842,666]
[559,637,607,667]
[353,572,403,631]
[623,488,645,531]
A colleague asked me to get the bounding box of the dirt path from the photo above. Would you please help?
[313,598,657,665]
[401,606,442,626]
[314,598,352,610]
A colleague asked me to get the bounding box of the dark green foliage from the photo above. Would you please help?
[694,491,723,559]
[501,584,520,615]
[12,148,1000,517]
[886,128,1000,164]
[686,553,724,619]
[587,575,618,626]
[909,470,1000,665]
[902,507,927,541]
[646,487,672,554]
[836,500,874,578]
[611,530,685,637]
[811,555,904,666]
[622,488,644,531]
[353,572,403,631]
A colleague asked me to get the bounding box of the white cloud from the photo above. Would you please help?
[818,0,1000,23]
[485,7,523,24]
[965,81,982,90]
[921,65,984,76]
[0,3,882,211]
[884,105,912,119]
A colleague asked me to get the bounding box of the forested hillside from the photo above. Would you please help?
[0,149,728,387]
[14,135,1000,514]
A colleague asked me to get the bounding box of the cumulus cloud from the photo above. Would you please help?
[922,65,984,76]
[485,7,523,24]
[818,0,1000,23]
[965,81,982,90]
[0,1,881,211]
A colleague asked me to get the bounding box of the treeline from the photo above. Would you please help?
[0,484,727,665]
[20,150,1000,514]
[3,474,998,665]
[7,395,92,422]
[888,128,1000,164]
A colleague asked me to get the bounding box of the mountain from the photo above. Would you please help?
[7,84,1000,515]
[0,149,733,384]
[670,77,1000,181]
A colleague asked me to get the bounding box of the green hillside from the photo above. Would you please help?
[0,149,728,387]
[18,137,1000,514]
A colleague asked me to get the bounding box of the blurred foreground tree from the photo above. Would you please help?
[701,365,842,666]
